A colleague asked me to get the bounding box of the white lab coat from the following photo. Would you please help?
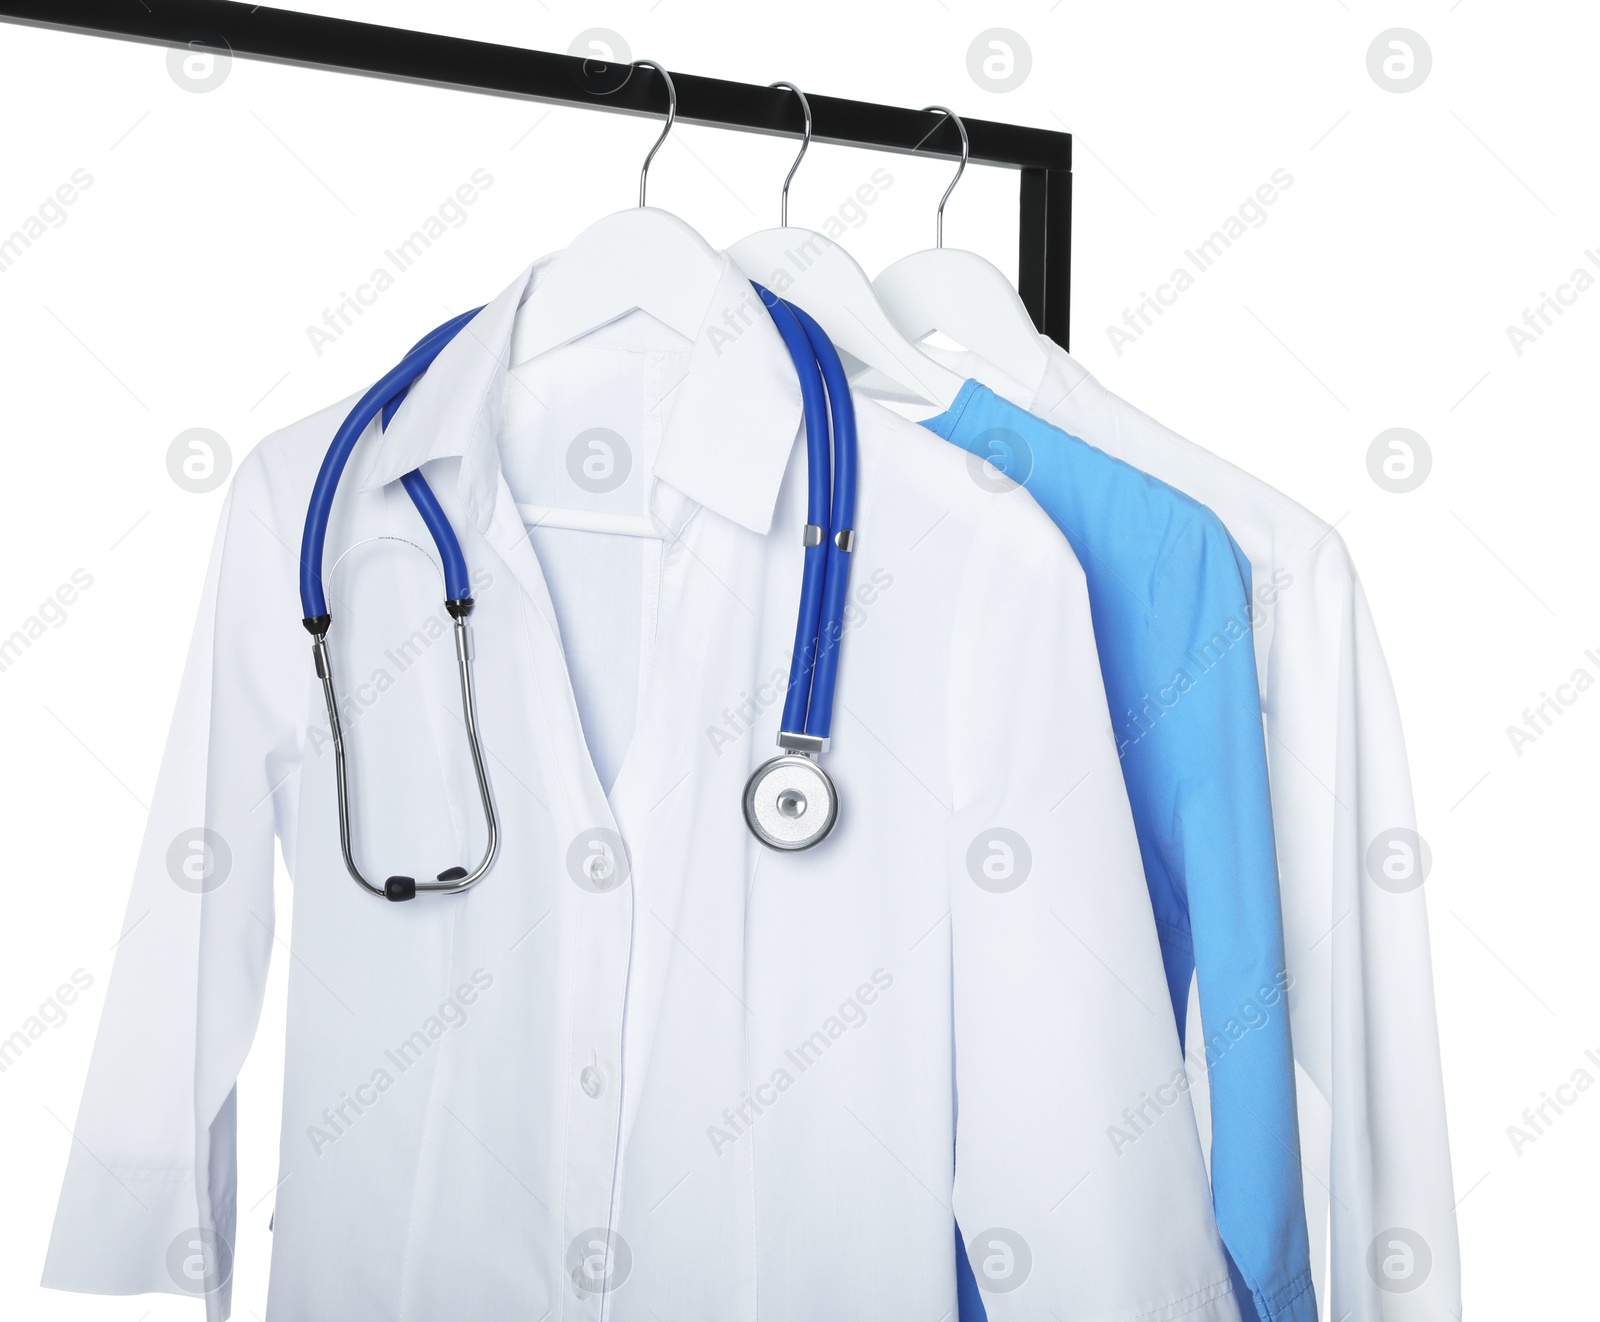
[923,342,1460,1322]
[43,258,1242,1322]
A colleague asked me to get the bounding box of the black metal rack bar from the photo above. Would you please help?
[0,0,1072,346]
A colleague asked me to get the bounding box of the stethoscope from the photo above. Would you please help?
[298,286,857,900]
[744,288,859,853]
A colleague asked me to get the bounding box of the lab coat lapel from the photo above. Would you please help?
[609,506,782,1117]
[475,471,620,843]
[598,506,773,1296]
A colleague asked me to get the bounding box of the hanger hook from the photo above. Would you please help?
[635,60,676,207]
[922,105,969,248]
[769,81,812,228]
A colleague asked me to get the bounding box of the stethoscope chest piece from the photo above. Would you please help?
[743,754,838,851]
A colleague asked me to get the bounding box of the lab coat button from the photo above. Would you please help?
[580,1063,605,1098]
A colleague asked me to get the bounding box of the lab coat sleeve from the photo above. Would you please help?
[41,445,307,1321]
[1329,571,1461,1322]
[945,489,1241,1322]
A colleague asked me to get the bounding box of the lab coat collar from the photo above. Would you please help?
[1028,336,1095,418]
[356,249,803,537]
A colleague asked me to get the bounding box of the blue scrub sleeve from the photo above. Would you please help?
[1143,524,1314,1322]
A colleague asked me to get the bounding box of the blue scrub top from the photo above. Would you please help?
[927,382,1315,1322]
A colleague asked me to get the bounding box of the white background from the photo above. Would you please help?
[0,2,1592,1317]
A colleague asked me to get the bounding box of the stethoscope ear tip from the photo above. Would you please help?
[384,876,418,902]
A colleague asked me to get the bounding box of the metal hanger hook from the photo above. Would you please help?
[922,105,969,248]
[769,81,812,227]
[635,60,676,207]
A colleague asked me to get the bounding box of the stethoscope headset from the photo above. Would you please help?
[298,70,855,901]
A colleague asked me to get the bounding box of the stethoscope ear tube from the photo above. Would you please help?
[312,611,499,901]
[301,309,498,900]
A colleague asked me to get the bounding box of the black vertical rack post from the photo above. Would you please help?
[0,0,1072,347]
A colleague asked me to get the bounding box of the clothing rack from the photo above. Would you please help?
[0,0,1072,347]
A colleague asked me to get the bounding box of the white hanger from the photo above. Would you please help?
[508,60,718,539]
[872,106,1050,396]
[727,83,966,411]
[509,61,723,368]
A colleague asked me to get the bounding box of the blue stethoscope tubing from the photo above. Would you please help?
[300,305,485,622]
[751,285,832,742]
[300,284,856,895]
[789,300,857,743]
